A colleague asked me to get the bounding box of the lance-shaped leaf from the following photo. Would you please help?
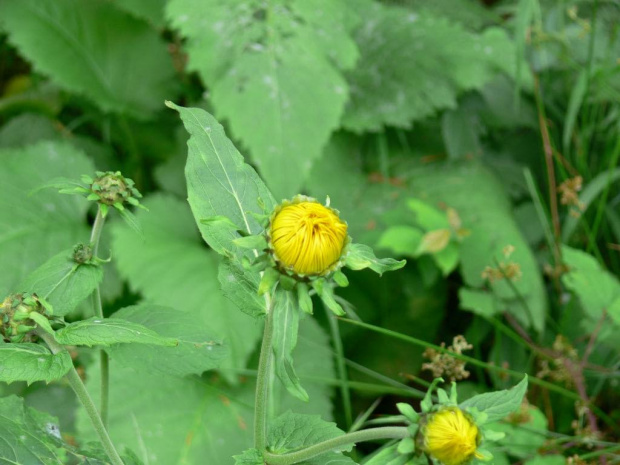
[0,343,72,384]
[0,0,176,118]
[18,248,103,317]
[272,288,308,402]
[167,102,275,257]
[167,0,358,198]
[345,243,406,276]
[111,194,261,378]
[54,317,178,348]
[109,304,229,377]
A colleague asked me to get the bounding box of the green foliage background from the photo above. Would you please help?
[0,0,619,463]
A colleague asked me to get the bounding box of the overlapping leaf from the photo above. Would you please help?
[166,1,358,197]
[109,304,229,377]
[0,343,72,384]
[111,194,261,377]
[18,248,103,316]
[343,1,521,132]
[0,141,93,298]
[0,0,176,118]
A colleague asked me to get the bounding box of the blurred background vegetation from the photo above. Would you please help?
[0,0,619,463]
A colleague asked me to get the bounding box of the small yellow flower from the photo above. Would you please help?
[269,198,348,276]
[423,407,482,465]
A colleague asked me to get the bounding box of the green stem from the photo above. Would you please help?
[89,206,109,427]
[37,331,124,465]
[263,427,408,465]
[254,293,274,451]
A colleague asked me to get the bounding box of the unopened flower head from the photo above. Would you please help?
[421,407,482,465]
[1,293,51,343]
[268,196,348,276]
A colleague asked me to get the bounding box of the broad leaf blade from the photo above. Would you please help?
[0,344,72,384]
[111,194,261,379]
[0,0,175,118]
[54,316,178,348]
[267,411,355,464]
[109,304,229,377]
[0,141,94,297]
[18,249,103,317]
[167,0,358,198]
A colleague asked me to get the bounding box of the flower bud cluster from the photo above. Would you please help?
[0,293,52,343]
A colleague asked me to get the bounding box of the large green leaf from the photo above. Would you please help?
[460,376,528,423]
[18,248,103,317]
[54,316,177,348]
[561,245,620,321]
[405,162,547,332]
[111,194,261,377]
[167,103,275,257]
[166,1,358,198]
[0,141,93,298]
[0,396,124,464]
[113,0,167,28]
[0,0,175,118]
[109,304,229,377]
[77,317,336,464]
[267,411,355,464]
[343,1,520,132]
[0,343,72,384]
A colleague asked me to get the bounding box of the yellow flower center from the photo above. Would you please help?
[424,408,481,465]
[270,201,348,275]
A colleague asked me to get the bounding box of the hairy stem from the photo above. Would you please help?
[254,293,274,451]
[263,427,409,465]
[89,206,110,427]
[37,330,124,465]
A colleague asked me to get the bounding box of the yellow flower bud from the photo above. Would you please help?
[422,407,482,465]
[269,197,348,276]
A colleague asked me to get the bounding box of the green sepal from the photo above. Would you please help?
[297,282,313,315]
[233,235,267,250]
[475,448,493,461]
[258,268,280,296]
[16,325,36,334]
[407,423,418,437]
[279,274,297,291]
[86,193,100,201]
[483,429,505,442]
[333,270,349,287]
[437,388,450,404]
[449,381,458,404]
[421,377,444,412]
[99,203,109,218]
[397,437,415,454]
[312,280,344,316]
[28,313,54,336]
[345,243,406,276]
[396,403,419,423]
